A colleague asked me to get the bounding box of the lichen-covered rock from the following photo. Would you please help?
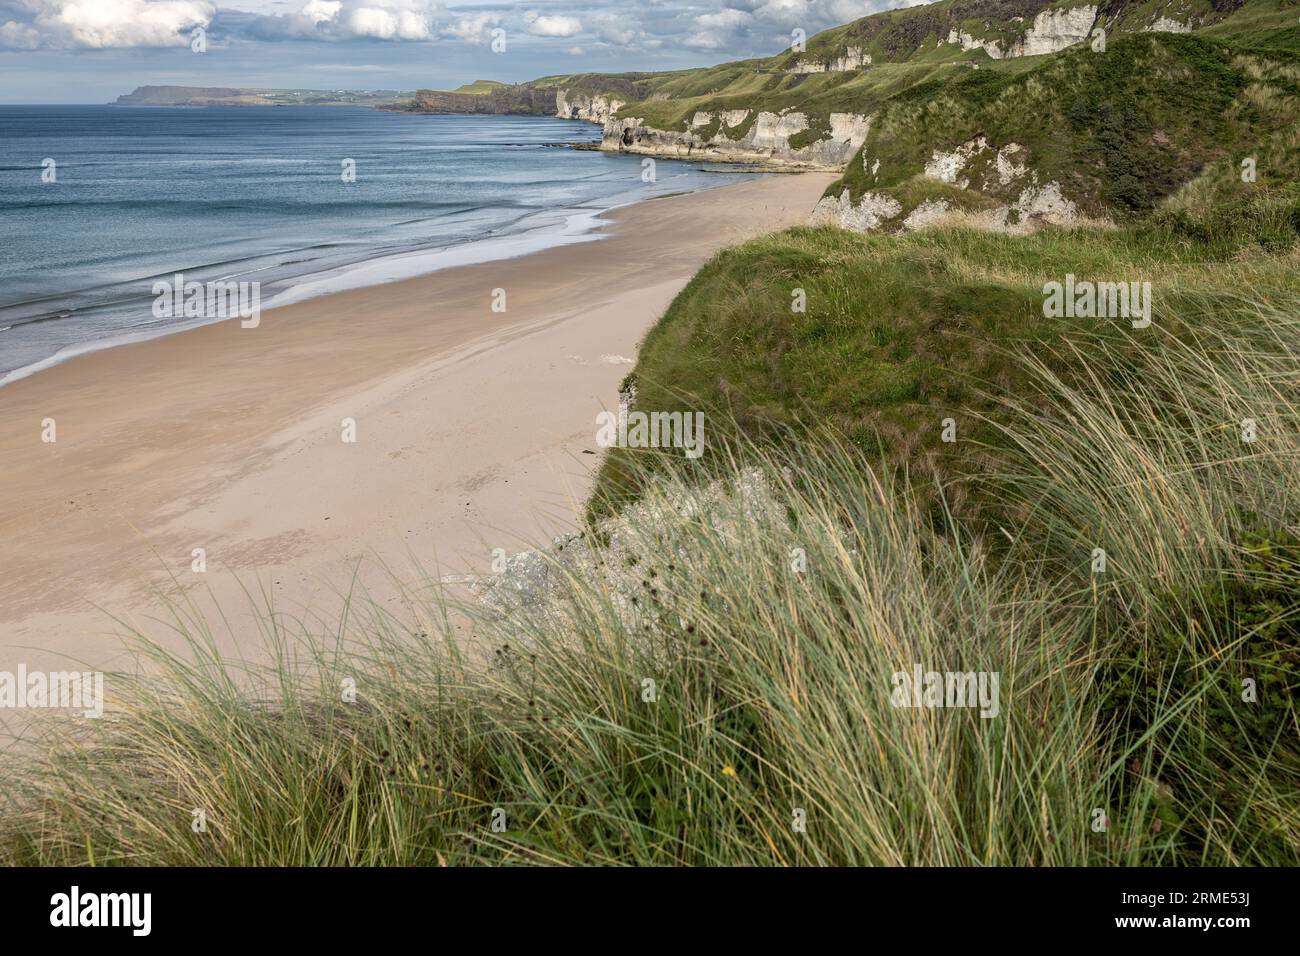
[473,468,791,654]
[808,189,903,230]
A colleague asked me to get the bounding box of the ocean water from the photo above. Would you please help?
[0,105,748,383]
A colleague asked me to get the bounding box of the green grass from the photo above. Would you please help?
[452,80,508,95]
[590,186,1300,518]
[829,33,1300,222]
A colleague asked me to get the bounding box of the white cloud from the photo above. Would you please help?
[441,11,498,43]
[0,0,918,56]
[588,13,643,48]
[696,9,751,30]
[683,31,725,50]
[344,5,430,40]
[300,0,339,24]
[0,0,213,49]
[0,19,41,48]
[288,0,436,40]
[523,11,581,38]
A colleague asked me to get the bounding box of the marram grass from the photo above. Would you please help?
[2,248,1298,867]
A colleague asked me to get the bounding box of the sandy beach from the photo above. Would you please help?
[0,172,835,676]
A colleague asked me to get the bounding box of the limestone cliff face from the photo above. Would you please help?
[945,6,1099,59]
[811,134,1110,235]
[597,109,871,169]
[786,46,872,74]
[1007,6,1099,57]
[555,90,625,125]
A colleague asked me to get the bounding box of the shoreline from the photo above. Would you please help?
[0,171,836,677]
[0,169,745,389]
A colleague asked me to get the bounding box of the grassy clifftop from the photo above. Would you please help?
[534,0,1297,128]
[593,187,1300,516]
[825,31,1300,225]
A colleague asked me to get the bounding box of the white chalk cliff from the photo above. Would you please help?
[600,109,872,169]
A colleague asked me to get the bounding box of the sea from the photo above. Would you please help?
[0,105,748,384]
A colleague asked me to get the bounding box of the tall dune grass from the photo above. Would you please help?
[2,275,1296,868]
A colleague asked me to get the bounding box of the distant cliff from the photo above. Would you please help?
[384,85,557,116]
[114,86,412,107]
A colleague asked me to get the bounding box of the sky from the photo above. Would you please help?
[0,0,918,102]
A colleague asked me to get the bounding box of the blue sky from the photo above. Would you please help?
[0,0,914,102]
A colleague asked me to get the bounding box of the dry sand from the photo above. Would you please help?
[0,172,835,677]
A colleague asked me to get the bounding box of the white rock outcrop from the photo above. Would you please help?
[475,468,791,648]
[1146,17,1193,33]
[605,110,871,169]
[555,90,625,124]
[1006,6,1099,57]
[946,7,1098,60]
[903,199,954,231]
[809,190,903,230]
[787,46,871,74]
[924,135,991,187]
[947,28,1005,60]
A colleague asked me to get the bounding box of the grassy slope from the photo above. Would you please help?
[452,80,509,94]
[827,32,1300,221]
[592,191,1300,516]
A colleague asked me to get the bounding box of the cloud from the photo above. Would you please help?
[0,0,923,57]
[522,11,581,38]
[696,9,750,30]
[217,0,444,42]
[441,10,498,44]
[300,0,337,23]
[344,4,431,40]
[0,0,213,49]
[588,13,644,48]
[682,31,726,50]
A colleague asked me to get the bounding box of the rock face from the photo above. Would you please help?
[813,135,1108,235]
[395,85,557,115]
[555,90,625,124]
[601,110,871,169]
[809,190,904,230]
[786,46,872,73]
[1006,6,1099,57]
[1146,16,1194,33]
[945,6,1099,59]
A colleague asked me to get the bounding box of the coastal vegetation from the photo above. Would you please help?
[7,0,1297,866]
